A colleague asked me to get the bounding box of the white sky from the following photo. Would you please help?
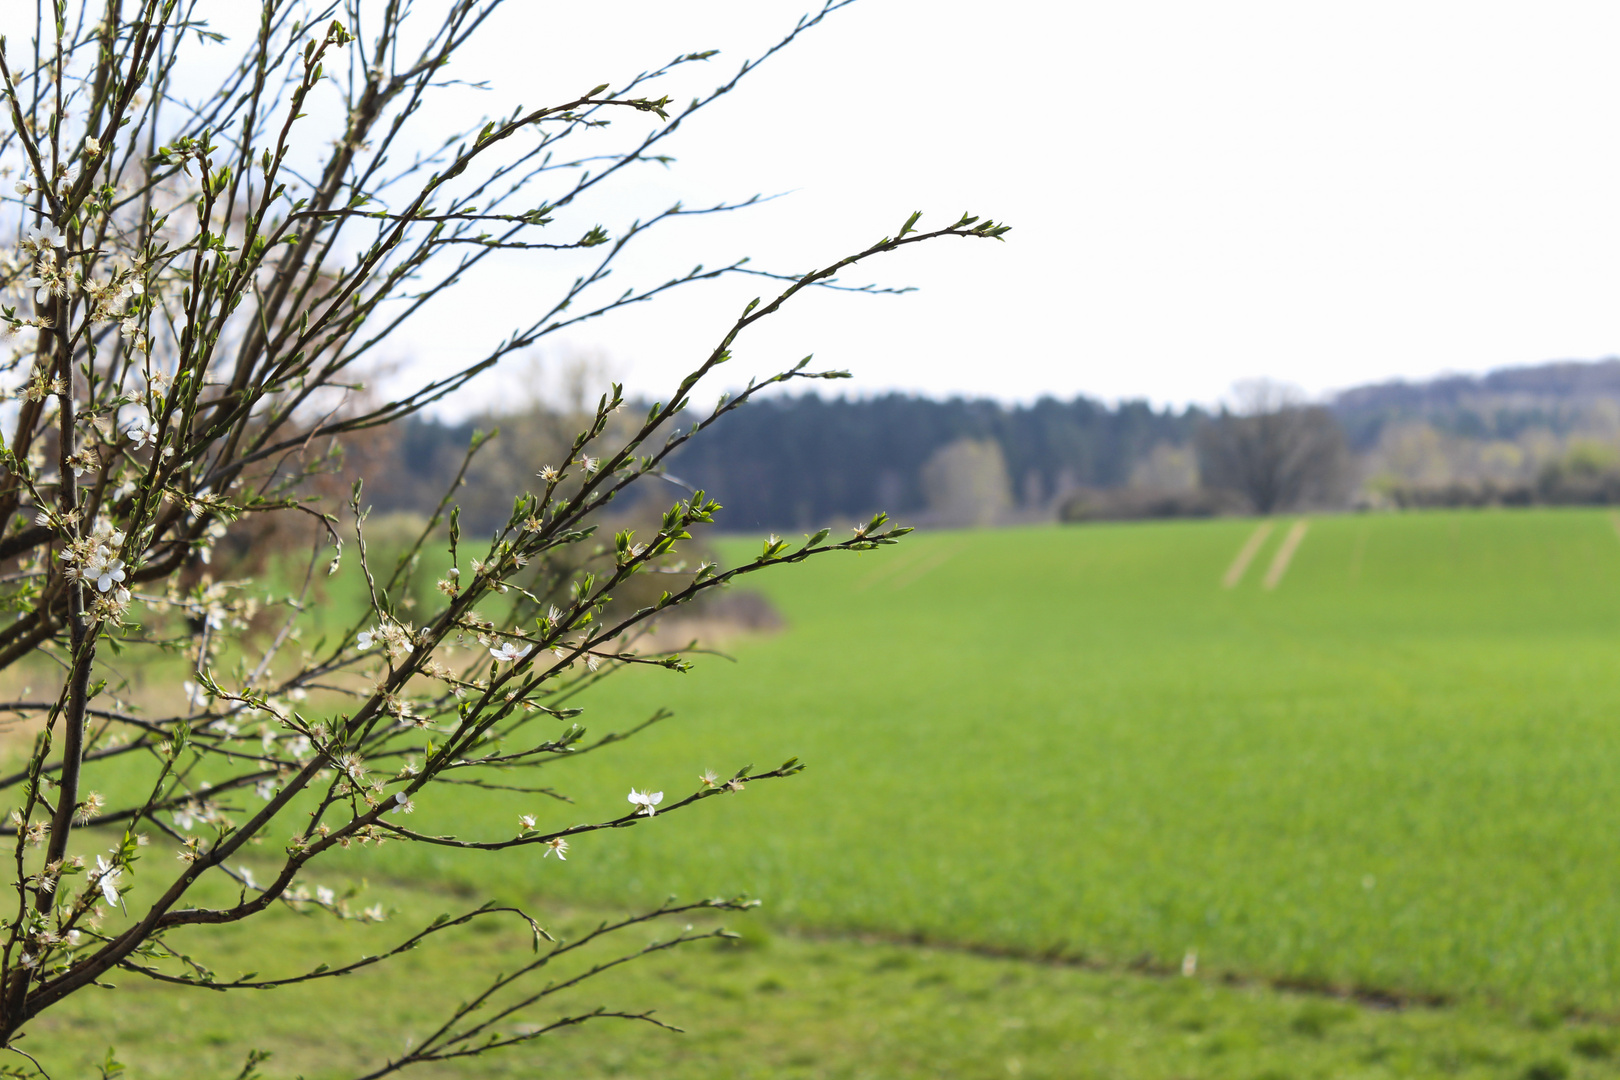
[419,0,1620,414]
[33,1,1620,413]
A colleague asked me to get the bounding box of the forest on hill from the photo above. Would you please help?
[358,357,1620,532]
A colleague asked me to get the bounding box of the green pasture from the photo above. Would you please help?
[30,870,1618,1080]
[344,509,1620,1012]
[29,506,1620,1077]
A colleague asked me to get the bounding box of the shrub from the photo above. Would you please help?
[0,2,1005,1072]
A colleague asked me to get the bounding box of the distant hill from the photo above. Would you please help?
[1331,358,1620,449]
[1336,359,1620,409]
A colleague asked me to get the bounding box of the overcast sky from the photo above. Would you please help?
[123,3,1620,412]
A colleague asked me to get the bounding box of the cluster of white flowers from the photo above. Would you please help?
[518,813,569,860]
[9,803,50,846]
[72,790,106,825]
[178,578,250,638]
[699,768,745,794]
[59,519,131,619]
[25,253,65,307]
[171,799,228,833]
[182,680,212,710]
[356,619,415,662]
[14,369,66,403]
[16,218,146,334]
[195,519,229,564]
[83,270,143,325]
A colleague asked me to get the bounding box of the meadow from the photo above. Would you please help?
[360,509,1620,1011]
[26,507,1620,1076]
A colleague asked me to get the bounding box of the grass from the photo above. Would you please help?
[327,509,1620,1012]
[23,507,1620,1075]
[26,868,1620,1080]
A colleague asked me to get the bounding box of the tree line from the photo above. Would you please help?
[363,393,1211,532]
[363,357,1620,533]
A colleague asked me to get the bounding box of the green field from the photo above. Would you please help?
[358,509,1620,1010]
[30,871,1619,1079]
[28,507,1620,1076]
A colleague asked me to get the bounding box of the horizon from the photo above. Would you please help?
[420,351,1620,421]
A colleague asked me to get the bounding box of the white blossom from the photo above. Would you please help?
[25,223,65,250]
[356,628,375,650]
[125,408,159,449]
[81,549,126,593]
[315,886,335,906]
[94,855,121,906]
[489,640,532,664]
[627,788,663,817]
[543,837,569,860]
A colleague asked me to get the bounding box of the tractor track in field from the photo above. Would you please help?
[785,923,1467,1016]
[1262,518,1310,590]
[1222,521,1274,588]
[310,865,1615,1030]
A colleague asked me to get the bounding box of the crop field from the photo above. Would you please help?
[351,509,1620,1010]
[27,507,1620,1077]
